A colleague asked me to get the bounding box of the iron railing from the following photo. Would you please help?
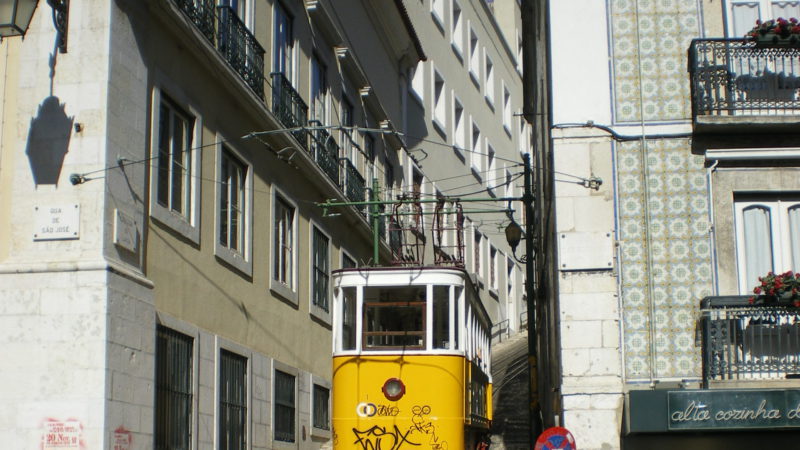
[341,158,366,205]
[700,296,800,387]
[270,72,309,148]
[173,1,264,99]
[689,38,800,117]
[308,120,340,184]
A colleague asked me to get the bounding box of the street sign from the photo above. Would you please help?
[534,427,576,450]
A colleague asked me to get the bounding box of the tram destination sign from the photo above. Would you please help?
[668,389,800,430]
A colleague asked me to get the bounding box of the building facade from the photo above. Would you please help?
[0,0,526,448]
[548,0,800,448]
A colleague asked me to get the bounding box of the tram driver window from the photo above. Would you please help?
[433,286,450,349]
[363,286,426,349]
[340,287,356,351]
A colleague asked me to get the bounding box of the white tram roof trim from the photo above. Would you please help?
[332,267,471,287]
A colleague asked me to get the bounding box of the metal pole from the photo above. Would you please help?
[523,152,543,442]
[371,178,380,265]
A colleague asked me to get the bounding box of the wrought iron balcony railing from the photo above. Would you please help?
[173,1,265,99]
[308,120,340,185]
[689,38,800,117]
[270,72,309,149]
[700,296,800,387]
[341,157,366,206]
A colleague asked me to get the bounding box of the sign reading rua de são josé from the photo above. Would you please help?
[669,389,800,430]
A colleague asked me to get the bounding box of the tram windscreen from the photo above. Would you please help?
[363,286,425,349]
[433,286,449,349]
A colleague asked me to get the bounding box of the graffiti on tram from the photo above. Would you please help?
[351,405,449,450]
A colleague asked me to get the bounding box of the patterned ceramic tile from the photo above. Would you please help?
[610,0,701,122]
[617,138,713,380]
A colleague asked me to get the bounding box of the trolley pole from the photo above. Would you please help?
[523,153,543,443]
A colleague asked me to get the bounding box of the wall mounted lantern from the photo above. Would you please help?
[0,0,68,53]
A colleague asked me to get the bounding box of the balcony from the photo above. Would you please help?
[308,121,340,185]
[341,157,366,206]
[173,0,265,99]
[689,38,800,134]
[700,296,800,387]
[270,72,309,148]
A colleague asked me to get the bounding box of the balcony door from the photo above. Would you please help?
[727,0,800,37]
[734,194,800,294]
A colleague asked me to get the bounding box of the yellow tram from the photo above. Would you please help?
[331,266,492,450]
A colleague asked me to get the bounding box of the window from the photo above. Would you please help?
[431,0,445,27]
[340,287,357,351]
[433,69,447,131]
[735,194,800,293]
[312,384,330,431]
[365,134,376,185]
[274,2,294,82]
[341,97,356,161]
[150,89,201,242]
[507,258,515,299]
[155,326,193,450]
[490,246,498,290]
[312,226,330,314]
[273,194,296,296]
[219,350,247,450]
[363,285,426,349]
[487,144,496,190]
[474,230,483,277]
[469,27,480,83]
[451,0,463,56]
[484,54,495,105]
[311,55,327,122]
[274,370,296,442]
[220,0,246,18]
[728,0,800,36]
[410,61,425,101]
[503,84,512,133]
[453,97,465,155]
[471,120,483,173]
[519,115,530,155]
[516,31,524,73]
[342,253,357,269]
[433,285,450,349]
[216,145,251,275]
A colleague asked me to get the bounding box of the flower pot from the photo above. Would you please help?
[754,33,800,47]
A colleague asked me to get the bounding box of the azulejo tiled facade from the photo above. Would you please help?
[610,0,700,123]
[617,138,713,380]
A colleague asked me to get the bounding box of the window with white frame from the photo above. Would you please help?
[474,229,483,277]
[342,252,357,269]
[432,0,445,27]
[727,0,800,36]
[490,246,498,291]
[433,69,447,131]
[273,193,296,297]
[274,370,296,443]
[451,0,463,56]
[410,61,425,102]
[453,97,465,155]
[471,120,483,173]
[735,194,800,293]
[273,2,294,83]
[312,383,330,431]
[216,145,252,274]
[311,54,327,123]
[503,84,512,134]
[484,53,495,105]
[505,167,514,198]
[341,96,356,162]
[150,90,201,242]
[155,326,193,450]
[519,115,530,155]
[487,144,496,190]
[517,31,523,73]
[507,257,515,299]
[219,349,247,450]
[469,26,480,82]
[312,226,330,314]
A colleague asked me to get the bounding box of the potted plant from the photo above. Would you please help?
[746,18,800,46]
[748,270,800,306]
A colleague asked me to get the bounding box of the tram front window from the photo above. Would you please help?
[433,286,449,349]
[363,286,425,349]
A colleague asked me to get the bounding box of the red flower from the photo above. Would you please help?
[749,296,756,304]
[754,286,762,294]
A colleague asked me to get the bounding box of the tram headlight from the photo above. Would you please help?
[382,378,405,401]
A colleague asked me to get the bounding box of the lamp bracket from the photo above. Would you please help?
[46,0,68,53]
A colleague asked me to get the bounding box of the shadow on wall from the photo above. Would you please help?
[26,96,73,185]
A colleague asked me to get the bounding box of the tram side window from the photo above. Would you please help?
[433,286,450,349]
[363,286,425,349]
[454,286,461,349]
[341,287,356,351]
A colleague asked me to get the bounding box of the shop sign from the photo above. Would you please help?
[668,389,800,430]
